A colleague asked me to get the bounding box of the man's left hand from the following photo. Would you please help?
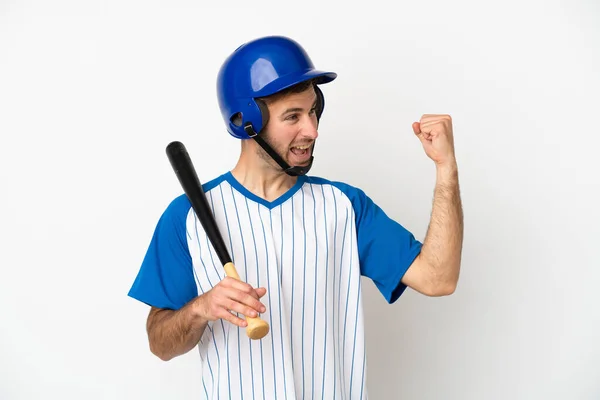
[412,114,456,167]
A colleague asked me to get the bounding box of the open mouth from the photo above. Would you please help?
[289,144,313,163]
[290,144,311,155]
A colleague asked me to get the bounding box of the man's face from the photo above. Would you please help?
[257,87,319,169]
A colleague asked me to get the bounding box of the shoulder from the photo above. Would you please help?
[165,193,191,212]
[202,172,230,193]
[166,172,230,208]
[304,175,377,223]
[305,175,367,198]
[305,175,370,205]
[161,172,229,220]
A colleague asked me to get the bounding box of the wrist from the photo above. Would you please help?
[436,160,458,180]
[188,295,210,326]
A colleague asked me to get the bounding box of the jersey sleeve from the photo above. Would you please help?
[335,182,423,303]
[127,195,198,310]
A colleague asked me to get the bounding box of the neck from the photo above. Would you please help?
[231,151,298,202]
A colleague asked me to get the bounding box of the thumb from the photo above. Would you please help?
[412,121,429,145]
[412,122,421,135]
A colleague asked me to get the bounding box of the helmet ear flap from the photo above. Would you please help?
[314,85,325,120]
[255,99,270,132]
[228,99,267,138]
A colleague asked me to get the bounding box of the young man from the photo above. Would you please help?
[128,35,463,399]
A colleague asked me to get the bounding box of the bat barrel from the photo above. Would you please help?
[166,141,232,266]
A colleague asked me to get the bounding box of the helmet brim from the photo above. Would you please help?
[253,69,337,98]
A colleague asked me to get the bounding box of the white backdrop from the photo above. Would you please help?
[1,0,599,399]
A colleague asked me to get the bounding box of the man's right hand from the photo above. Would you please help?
[193,277,267,328]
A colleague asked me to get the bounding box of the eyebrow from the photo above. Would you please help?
[279,100,318,118]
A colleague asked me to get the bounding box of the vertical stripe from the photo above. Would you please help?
[244,197,265,400]
[216,186,234,400]
[230,186,252,400]
[360,346,366,400]
[207,190,229,344]
[309,184,318,400]
[259,204,278,398]
[320,184,330,399]
[290,195,295,368]
[193,213,237,398]
[219,184,244,398]
[198,345,210,398]
[193,216,216,396]
[330,186,339,400]
[343,207,356,400]
[278,205,289,399]
[218,185,235,258]
[205,228,226,400]
[337,208,349,400]
[337,209,348,397]
[349,279,361,398]
[300,186,307,400]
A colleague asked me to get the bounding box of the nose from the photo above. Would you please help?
[301,115,319,140]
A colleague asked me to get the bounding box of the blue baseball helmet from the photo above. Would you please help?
[217,35,337,140]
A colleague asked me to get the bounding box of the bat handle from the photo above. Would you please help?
[223,262,270,340]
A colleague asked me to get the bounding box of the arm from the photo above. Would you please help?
[147,302,209,361]
[402,162,463,296]
[146,278,267,361]
[128,195,266,361]
[401,114,464,296]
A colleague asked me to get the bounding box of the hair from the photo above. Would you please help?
[258,78,317,105]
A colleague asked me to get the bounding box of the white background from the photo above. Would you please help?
[1,0,599,399]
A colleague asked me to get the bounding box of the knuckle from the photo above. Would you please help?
[217,308,230,319]
[226,314,243,327]
[245,293,258,305]
[226,299,238,311]
[245,307,258,317]
[242,284,253,294]
[221,277,232,286]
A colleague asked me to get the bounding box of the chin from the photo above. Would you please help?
[287,156,312,167]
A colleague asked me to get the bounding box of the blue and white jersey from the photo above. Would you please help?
[128,172,422,399]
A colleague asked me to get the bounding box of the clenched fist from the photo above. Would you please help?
[194,277,267,328]
[412,114,456,167]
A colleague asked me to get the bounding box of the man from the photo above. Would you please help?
[128,35,463,399]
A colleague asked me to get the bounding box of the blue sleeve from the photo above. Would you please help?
[335,183,423,303]
[127,195,198,310]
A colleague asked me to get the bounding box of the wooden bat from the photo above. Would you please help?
[165,140,270,340]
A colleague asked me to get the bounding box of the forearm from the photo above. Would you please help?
[146,299,208,361]
[420,161,464,292]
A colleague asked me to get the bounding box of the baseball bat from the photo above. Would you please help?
[165,140,270,340]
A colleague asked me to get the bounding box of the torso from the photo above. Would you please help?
[187,172,368,400]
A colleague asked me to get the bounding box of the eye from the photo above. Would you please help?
[285,114,298,121]
[309,107,317,115]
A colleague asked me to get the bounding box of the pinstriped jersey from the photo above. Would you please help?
[128,172,422,399]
